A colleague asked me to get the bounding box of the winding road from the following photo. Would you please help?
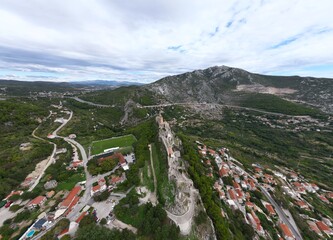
[28,111,73,192]
[70,97,114,108]
[259,186,302,240]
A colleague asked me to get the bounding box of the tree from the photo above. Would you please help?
[93,190,110,202]
[100,218,107,225]
[60,235,71,240]
[79,215,96,228]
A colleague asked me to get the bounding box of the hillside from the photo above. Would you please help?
[147,66,333,113]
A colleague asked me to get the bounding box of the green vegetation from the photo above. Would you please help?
[88,155,118,175]
[0,99,52,199]
[151,143,175,205]
[179,134,231,240]
[141,159,155,192]
[44,140,85,191]
[239,93,323,117]
[181,108,333,189]
[9,204,22,212]
[91,134,137,155]
[76,222,135,240]
[81,86,156,106]
[93,190,110,202]
[40,218,70,240]
[114,190,180,239]
[59,99,124,147]
[120,119,158,189]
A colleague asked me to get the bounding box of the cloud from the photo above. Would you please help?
[0,0,332,82]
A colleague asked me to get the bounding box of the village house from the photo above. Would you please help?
[307,221,323,236]
[59,186,81,209]
[91,178,107,196]
[316,221,333,236]
[264,203,276,216]
[279,223,295,240]
[44,180,58,190]
[295,200,310,210]
[46,190,55,198]
[4,190,23,201]
[27,196,47,209]
[247,211,264,235]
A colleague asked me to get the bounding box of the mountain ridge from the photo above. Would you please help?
[146,65,333,113]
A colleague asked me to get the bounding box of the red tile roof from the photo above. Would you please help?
[279,223,294,238]
[219,168,228,177]
[28,196,46,206]
[316,221,331,232]
[76,212,87,223]
[308,221,321,234]
[233,181,241,189]
[61,186,81,208]
[65,196,80,216]
[236,189,244,198]
[92,185,101,192]
[228,189,237,200]
[245,201,255,208]
[265,204,276,215]
[111,176,122,184]
[293,182,302,187]
[251,211,260,226]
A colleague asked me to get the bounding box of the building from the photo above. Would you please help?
[279,223,295,240]
[116,152,129,170]
[44,180,58,190]
[46,190,55,198]
[265,203,276,216]
[27,196,47,209]
[307,221,322,236]
[90,179,107,196]
[295,200,310,210]
[316,221,333,235]
[33,218,48,230]
[59,186,81,209]
[219,167,229,177]
[228,189,237,200]
[319,195,330,204]
[4,190,23,201]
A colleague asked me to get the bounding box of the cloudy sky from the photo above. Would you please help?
[0,0,332,83]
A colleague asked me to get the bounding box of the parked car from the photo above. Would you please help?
[5,201,13,208]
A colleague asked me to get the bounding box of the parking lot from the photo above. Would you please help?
[91,196,120,220]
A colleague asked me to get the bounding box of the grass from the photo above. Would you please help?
[56,172,85,191]
[142,160,154,192]
[151,143,175,205]
[91,134,137,155]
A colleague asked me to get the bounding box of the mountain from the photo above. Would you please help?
[71,80,143,87]
[0,79,143,97]
[147,66,333,113]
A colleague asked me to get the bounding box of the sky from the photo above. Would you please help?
[0,0,333,83]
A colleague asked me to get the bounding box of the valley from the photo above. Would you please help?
[0,66,332,240]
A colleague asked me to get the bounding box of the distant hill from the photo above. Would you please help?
[71,80,143,87]
[147,66,333,113]
[0,79,143,97]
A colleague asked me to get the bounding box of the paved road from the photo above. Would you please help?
[141,102,310,118]
[28,111,73,192]
[259,186,302,240]
[70,97,114,108]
